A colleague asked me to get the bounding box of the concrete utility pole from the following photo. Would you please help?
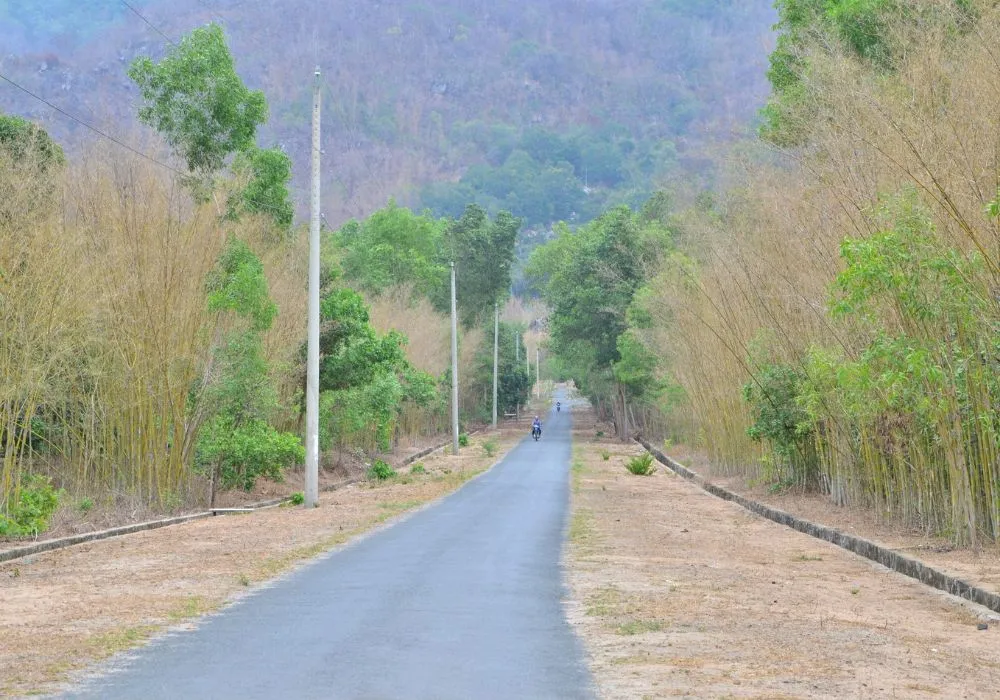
[515,332,520,419]
[535,347,540,398]
[450,262,460,455]
[492,302,499,428]
[305,67,321,508]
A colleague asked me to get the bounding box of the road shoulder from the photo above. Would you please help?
[565,414,1000,699]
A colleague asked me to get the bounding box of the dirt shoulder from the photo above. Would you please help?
[566,415,1000,699]
[666,444,1000,596]
[0,428,520,698]
[10,432,457,546]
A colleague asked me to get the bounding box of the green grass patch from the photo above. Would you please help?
[793,553,823,562]
[585,587,623,617]
[377,500,424,513]
[571,447,589,493]
[616,619,665,635]
[166,596,217,622]
[569,508,596,547]
[89,625,158,659]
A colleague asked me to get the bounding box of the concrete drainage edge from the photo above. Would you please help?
[637,437,1000,616]
[0,435,461,565]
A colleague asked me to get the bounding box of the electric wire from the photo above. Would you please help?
[0,71,299,221]
[119,0,178,47]
[0,70,185,176]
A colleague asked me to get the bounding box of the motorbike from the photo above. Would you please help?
[531,425,541,441]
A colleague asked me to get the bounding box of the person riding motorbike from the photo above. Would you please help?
[556,401,561,412]
[531,416,542,439]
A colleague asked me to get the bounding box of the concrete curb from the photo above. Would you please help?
[0,436,458,565]
[636,437,1000,615]
[0,513,213,564]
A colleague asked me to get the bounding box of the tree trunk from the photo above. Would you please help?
[611,382,631,442]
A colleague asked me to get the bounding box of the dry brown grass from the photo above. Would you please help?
[366,285,450,376]
[565,411,1000,699]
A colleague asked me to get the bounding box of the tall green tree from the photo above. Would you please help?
[195,238,303,494]
[470,322,531,419]
[129,23,267,174]
[310,286,440,452]
[336,202,445,298]
[438,204,521,326]
[529,204,666,438]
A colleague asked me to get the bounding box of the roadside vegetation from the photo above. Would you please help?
[0,24,529,537]
[8,1,1000,552]
[530,1,1000,545]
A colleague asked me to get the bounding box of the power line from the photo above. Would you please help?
[0,71,185,176]
[120,0,178,46]
[0,71,296,220]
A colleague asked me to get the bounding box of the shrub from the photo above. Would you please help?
[77,497,94,515]
[367,459,397,481]
[290,492,305,505]
[626,453,656,476]
[742,362,818,487]
[596,430,605,438]
[458,433,469,447]
[410,463,427,475]
[0,474,61,537]
[600,449,611,461]
[482,439,498,458]
[197,418,305,492]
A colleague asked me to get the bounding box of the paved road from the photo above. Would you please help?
[66,401,592,700]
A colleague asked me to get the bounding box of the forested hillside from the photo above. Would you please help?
[0,0,776,226]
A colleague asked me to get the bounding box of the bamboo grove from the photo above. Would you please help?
[0,25,528,533]
[531,0,1000,545]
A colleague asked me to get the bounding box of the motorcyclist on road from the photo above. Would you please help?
[556,401,561,412]
[531,416,542,438]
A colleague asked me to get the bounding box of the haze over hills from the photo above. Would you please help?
[1,0,776,226]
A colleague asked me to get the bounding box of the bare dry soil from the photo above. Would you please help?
[565,415,1000,699]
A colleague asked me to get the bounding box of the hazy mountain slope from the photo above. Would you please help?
[0,0,776,225]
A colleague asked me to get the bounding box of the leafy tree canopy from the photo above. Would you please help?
[206,237,277,332]
[438,204,521,327]
[0,113,65,170]
[471,321,531,418]
[129,23,267,173]
[229,146,294,230]
[336,201,445,298]
[528,201,671,435]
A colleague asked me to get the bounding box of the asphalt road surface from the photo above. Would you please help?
[65,400,593,700]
